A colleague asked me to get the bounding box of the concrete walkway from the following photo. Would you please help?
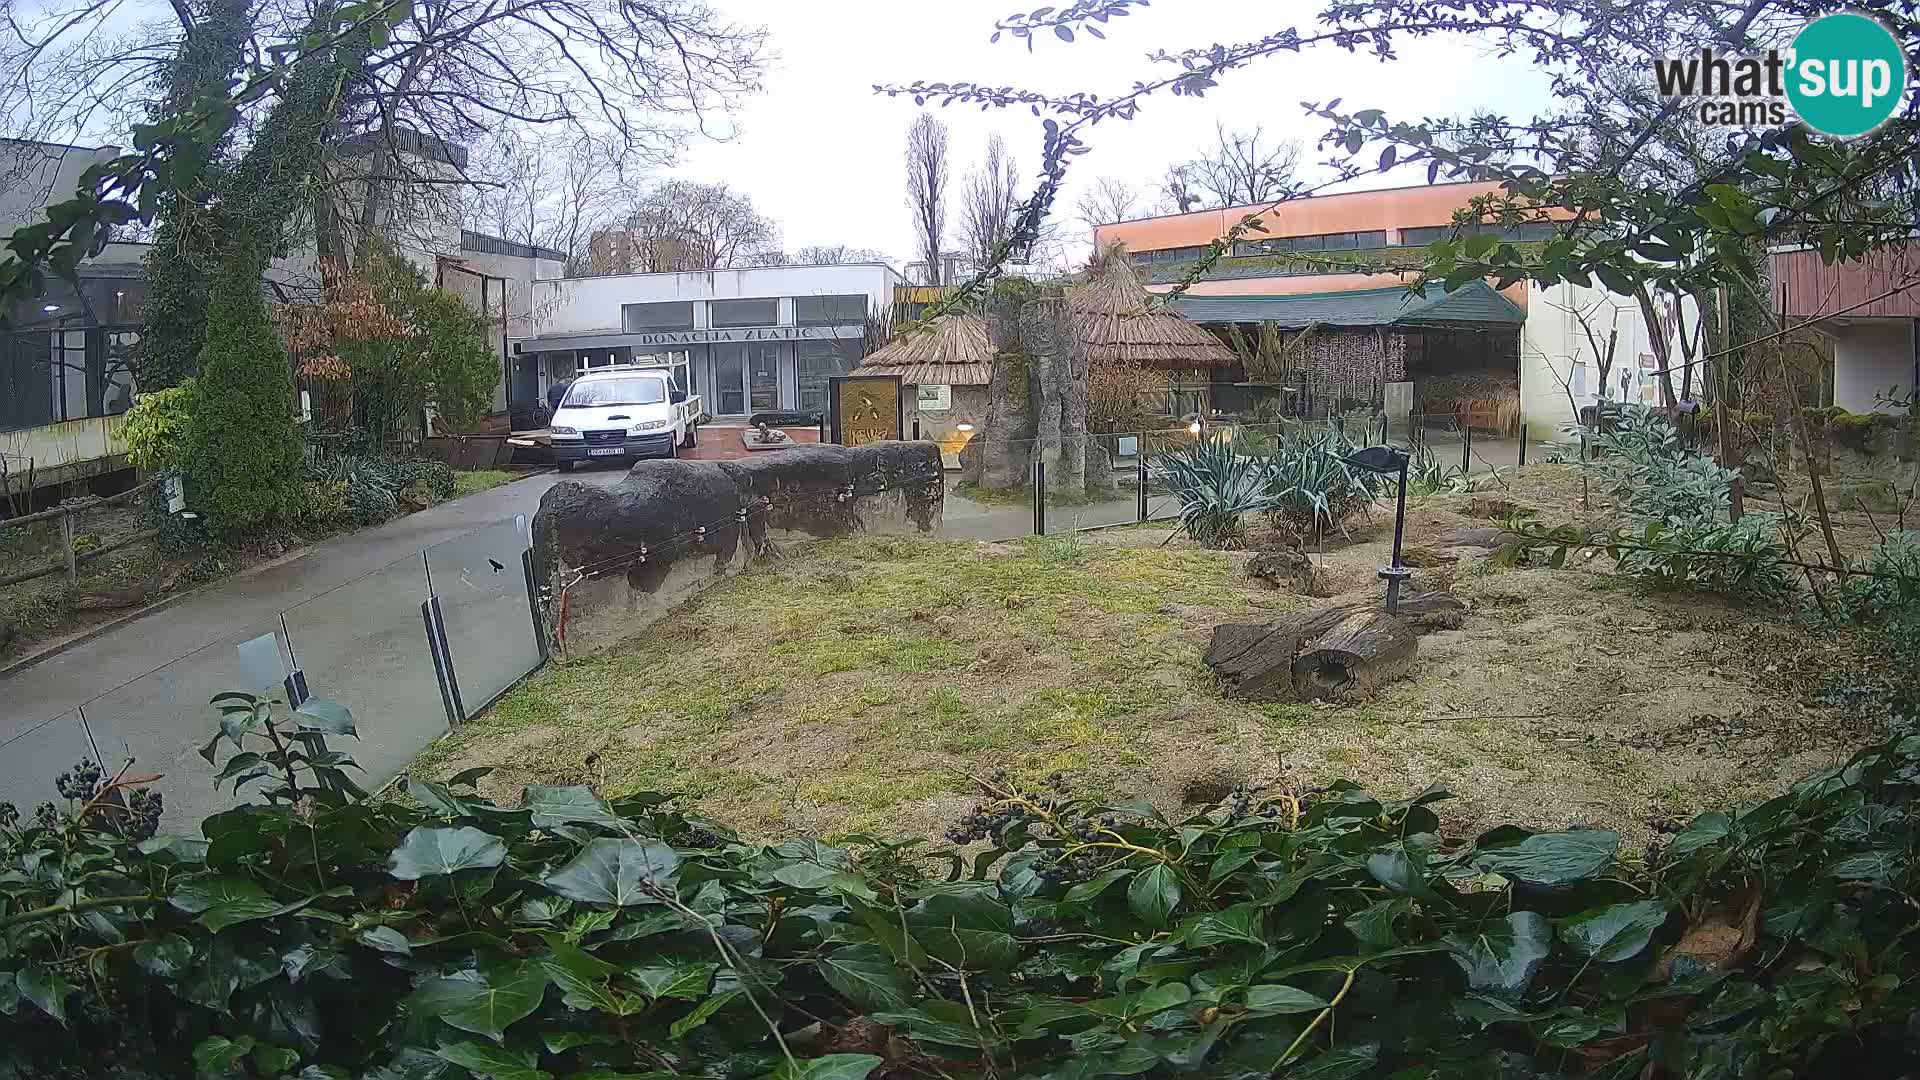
[0,468,625,822]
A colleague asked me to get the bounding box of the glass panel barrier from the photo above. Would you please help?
[0,711,98,810]
[80,622,293,830]
[425,518,542,718]
[281,554,444,791]
[941,436,1040,541]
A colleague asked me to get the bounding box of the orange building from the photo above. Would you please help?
[1090,180,1611,436]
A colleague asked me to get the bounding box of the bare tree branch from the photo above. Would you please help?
[904,111,949,285]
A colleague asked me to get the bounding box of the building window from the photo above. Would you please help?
[621,302,693,332]
[709,298,778,328]
[797,339,860,413]
[795,294,869,326]
[1401,222,1557,246]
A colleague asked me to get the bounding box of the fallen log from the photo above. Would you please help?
[1204,591,1465,703]
[1291,607,1417,703]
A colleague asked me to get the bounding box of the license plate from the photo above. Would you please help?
[588,447,624,457]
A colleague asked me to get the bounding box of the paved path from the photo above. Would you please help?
[0,458,1156,823]
[0,468,625,822]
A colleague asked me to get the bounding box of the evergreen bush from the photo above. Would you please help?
[181,266,305,534]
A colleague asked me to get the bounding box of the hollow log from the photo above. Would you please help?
[1290,609,1417,704]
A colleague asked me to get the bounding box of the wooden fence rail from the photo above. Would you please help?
[0,479,163,589]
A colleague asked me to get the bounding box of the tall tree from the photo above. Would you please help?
[611,179,782,271]
[1158,164,1202,215]
[791,244,893,265]
[465,130,632,273]
[904,112,950,284]
[1181,122,1301,208]
[1073,176,1145,233]
[959,133,1021,267]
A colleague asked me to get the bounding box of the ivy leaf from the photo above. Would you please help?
[1284,1042,1379,1078]
[1343,899,1411,951]
[435,1041,550,1080]
[1470,831,1617,888]
[194,1035,256,1072]
[543,839,680,906]
[1824,850,1901,882]
[1244,983,1330,1015]
[629,962,716,1001]
[251,1043,302,1075]
[138,835,211,863]
[1558,901,1669,963]
[1445,911,1551,1000]
[1187,903,1264,948]
[388,826,507,880]
[17,964,69,1024]
[817,945,912,1011]
[357,926,413,955]
[1127,864,1181,928]
[760,1054,882,1080]
[668,988,741,1039]
[906,887,1017,972]
[523,785,621,829]
[405,778,478,818]
[406,960,548,1040]
[1065,866,1131,901]
[134,935,194,977]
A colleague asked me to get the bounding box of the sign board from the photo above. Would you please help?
[622,325,855,347]
[829,375,905,446]
[1383,380,1414,420]
[1638,352,1658,371]
[916,384,952,412]
[165,475,186,515]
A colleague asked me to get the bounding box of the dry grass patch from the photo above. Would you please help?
[417,472,1892,849]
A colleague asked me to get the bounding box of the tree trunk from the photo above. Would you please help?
[1030,302,1062,491]
[976,306,1030,489]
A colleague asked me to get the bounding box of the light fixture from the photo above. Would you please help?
[956,422,974,432]
[41,304,59,313]
[1187,421,1202,436]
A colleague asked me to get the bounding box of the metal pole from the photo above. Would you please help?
[1033,459,1045,536]
[1136,455,1147,522]
[912,415,922,440]
[1462,422,1472,474]
[1386,454,1410,614]
[1518,424,1527,467]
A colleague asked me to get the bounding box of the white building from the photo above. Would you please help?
[514,263,903,419]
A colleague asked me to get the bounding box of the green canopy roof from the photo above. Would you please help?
[1167,281,1525,330]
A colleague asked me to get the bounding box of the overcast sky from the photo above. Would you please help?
[676,0,1560,264]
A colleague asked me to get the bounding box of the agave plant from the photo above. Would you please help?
[1262,424,1382,544]
[1153,434,1272,548]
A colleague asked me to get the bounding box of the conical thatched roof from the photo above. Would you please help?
[856,311,993,386]
[1069,243,1237,369]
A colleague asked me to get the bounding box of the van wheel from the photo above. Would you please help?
[557,460,575,474]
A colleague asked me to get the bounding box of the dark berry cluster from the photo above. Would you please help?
[1033,813,1122,886]
[55,758,106,801]
[945,770,1063,845]
[120,788,164,841]
[33,802,59,829]
[0,801,17,829]
[945,801,1034,845]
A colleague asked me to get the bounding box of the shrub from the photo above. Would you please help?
[119,380,199,474]
[1154,434,1267,548]
[3,694,1919,1079]
[1261,424,1381,543]
[1833,529,1920,623]
[181,266,304,533]
[1579,404,1738,527]
[301,454,456,527]
[1612,513,1800,603]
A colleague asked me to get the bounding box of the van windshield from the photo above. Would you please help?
[563,377,667,407]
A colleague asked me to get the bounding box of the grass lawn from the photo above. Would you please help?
[415,467,1895,848]
[452,469,517,497]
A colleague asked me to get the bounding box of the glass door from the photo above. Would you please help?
[748,343,779,412]
[714,345,747,414]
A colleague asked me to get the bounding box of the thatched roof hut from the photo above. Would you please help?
[1068,243,1236,370]
[856,311,993,386]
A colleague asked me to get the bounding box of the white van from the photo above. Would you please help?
[549,366,704,472]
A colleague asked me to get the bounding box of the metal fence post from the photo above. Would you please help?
[1462,423,1473,473]
[420,595,465,727]
[522,548,549,664]
[1136,456,1147,522]
[1518,424,1528,467]
[1033,459,1046,536]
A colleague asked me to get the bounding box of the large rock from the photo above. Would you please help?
[532,441,942,658]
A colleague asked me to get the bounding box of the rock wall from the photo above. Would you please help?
[532,441,942,657]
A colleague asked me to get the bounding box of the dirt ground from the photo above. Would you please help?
[416,463,1896,851]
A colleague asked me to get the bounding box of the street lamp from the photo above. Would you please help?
[1342,445,1413,614]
